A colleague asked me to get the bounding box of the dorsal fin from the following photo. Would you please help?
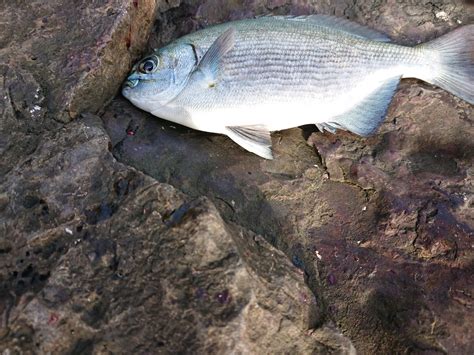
[267,15,391,42]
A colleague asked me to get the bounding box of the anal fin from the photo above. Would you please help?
[316,122,342,134]
[226,125,273,159]
[321,76,401,137]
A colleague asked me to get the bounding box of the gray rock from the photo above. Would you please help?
[0,117,353,354]
[104,0,474,354]
[0,0,157,122]
[0,0,158,175]
[1,0,473,353]
[0,0,355,353]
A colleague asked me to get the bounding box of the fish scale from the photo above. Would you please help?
[123,16,474,159]
[172,22,414,113]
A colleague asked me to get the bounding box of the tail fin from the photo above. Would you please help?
[418,25,474,104]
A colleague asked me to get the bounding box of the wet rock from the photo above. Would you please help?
[0,0,157,122]
[0,64,55,176]
[1,0,473,353]
[307,81,473,352]
[103,0,474,353]
[0,1,354,351]
[0,116,354,354]
[0,0,159,177]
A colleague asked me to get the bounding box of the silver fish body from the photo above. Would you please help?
[123,16,474,158]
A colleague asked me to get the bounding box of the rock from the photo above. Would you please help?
[103,0,474,353]
[0,0,157,122]
[0,1,355,352]
[0,0,158,175]
[0,117,353,354]
[1,0,473,353]
[0,65,55,176]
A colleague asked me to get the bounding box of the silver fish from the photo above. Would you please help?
[122,15,474,159]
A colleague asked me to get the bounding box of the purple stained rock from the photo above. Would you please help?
[216,289,231,304]
[327,274,336,285]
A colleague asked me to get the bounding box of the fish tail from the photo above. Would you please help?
[417,25,474,104]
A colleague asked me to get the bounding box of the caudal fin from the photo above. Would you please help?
[419,25,474,104]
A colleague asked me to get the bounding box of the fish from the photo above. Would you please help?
[122,15,474,159]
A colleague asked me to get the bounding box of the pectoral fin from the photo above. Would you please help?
[226,125,273,159]
[197,27,236,85]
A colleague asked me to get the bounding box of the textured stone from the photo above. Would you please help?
[1,0,473,353]
[0,0,158,176]
[103,0,474,353]
[0,117,352,354]
[0,0,158,122]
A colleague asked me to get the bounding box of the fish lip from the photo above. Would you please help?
[124,78,139,88]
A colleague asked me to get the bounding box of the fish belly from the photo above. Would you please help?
[181,65,413,133]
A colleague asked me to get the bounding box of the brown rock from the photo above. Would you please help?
[0,0,158,184]
[1,1,355,353]
[0,117,353,353]
[103,0,474,353]
[0,0,157,122]
[1,0,473,353]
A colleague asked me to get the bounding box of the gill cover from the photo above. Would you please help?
[122,42,199,107]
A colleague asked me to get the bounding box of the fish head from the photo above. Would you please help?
[122,42,197,111]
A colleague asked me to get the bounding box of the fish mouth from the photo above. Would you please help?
[124,78,139,88]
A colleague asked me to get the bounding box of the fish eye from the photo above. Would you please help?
[139,57,158,74]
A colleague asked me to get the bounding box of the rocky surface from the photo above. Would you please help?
[0,0,156,121]
[0,0,352,353]
[1,0,473,354]
[1,116,352,353]
[0,0,157,175]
